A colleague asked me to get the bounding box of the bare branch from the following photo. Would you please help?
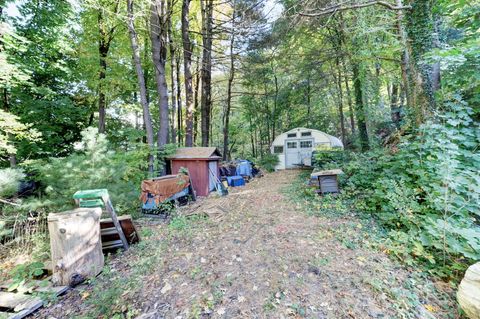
[299,1,411,17]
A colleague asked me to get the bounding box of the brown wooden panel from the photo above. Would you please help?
[171,160,211,196]
[100,215,139,246]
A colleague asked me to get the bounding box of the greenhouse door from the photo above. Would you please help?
[285,140,299,168]
[299,139,314,166]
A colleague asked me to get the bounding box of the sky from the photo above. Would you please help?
[263,0,284,22]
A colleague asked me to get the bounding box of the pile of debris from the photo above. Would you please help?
[219,159,262,188]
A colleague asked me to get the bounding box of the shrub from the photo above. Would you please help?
[0,168,25,198]
[258,153,279,172]
[313,148,347,169]
[323,98,480,278]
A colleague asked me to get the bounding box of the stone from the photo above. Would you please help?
[458,262,480,319]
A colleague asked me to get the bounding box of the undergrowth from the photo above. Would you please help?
[285,171,462,318]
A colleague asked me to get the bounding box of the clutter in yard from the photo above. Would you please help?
[73,189,130,250]
[458,262,480,318]
[100,215,140,250]
[0,263,68,319]
[219,159,262,187]
[140,173,196,216]
[309,169,344,195]
[167,147,222,197]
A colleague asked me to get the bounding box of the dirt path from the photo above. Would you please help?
[35,170,454,319]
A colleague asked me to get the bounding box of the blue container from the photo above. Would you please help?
[227,176,245,187]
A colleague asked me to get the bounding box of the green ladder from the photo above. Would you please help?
[73,189,129,250]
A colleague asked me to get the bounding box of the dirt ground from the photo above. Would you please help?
[33,170,457,319]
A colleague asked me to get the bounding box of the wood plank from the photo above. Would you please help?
[102,196,129,250]
[311,169,344,177]
[100,227,118,236]
[100,215,140,245]
[9,298,43,319]
[102,240,124,250]
[0,292,33,309]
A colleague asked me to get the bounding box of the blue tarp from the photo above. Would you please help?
[236,160,252,177]
[226,176,245,187]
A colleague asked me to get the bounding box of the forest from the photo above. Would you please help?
[0,0,479,317]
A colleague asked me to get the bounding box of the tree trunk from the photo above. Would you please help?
[127,0,155,174]
[193,56,200,145]
[167,0,176,144]
[182,0,194,146]
[405,0,437,123]
[151,0,169,150]
[390,83,401,127]
[335,58,346,145]
[272,71,278,142]
[169,49,177,144]
[176,52,182,145]
[98,49,107,133]
[97,11,110,134]
[200,0,213,146]
[223,3,235,161]
[352,63,369,151]
[395,0,412,123]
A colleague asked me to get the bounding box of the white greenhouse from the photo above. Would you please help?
[270,127,344,170]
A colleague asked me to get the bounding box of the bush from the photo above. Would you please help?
[258,153,279,172]
[326,99,480,278]
[313,148,347,169]
[0,168,25,198]
[20,128,175,216]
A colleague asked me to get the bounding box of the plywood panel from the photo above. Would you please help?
[48,208,104,286]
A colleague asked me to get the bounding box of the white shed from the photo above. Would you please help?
[270,127,344,170]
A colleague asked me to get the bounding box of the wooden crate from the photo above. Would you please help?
[47,208,104,286]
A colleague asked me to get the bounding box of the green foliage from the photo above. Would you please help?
[313,149,347,170]
[0,167,24,198]
[22,128,157,216]
[8,261,45,292]
[258,153,279,172]
[339,99,480,277]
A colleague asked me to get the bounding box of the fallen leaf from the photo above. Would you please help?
[161,282,172,294]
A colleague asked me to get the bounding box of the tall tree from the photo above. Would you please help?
[176,51,182,144]
[182,0,194,146]
[352,63,369,151]
[150,0,169,149]
[167,0,176,144]
[96,0,120,133]
[200,0,213,146]
[223,0,236,160]
[127,0,155,173]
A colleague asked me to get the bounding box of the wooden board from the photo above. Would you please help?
[0,276,68,319]
[311,169,344,177]
[0,292,42,319]
[100,215,140,250]
[48,208,104,286]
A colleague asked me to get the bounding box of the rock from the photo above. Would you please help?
[458,262,480,319]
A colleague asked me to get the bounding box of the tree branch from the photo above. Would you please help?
[299,1,411,17]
